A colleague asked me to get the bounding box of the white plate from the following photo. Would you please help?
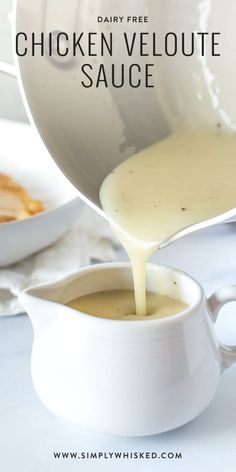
[0,119,81,266]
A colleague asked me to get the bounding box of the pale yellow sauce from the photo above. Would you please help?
[100,129,236,315]
[67,289,187,321]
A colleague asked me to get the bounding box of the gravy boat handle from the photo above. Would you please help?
[208,286,236,371]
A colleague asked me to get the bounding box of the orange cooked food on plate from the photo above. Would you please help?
[0,173,45,223]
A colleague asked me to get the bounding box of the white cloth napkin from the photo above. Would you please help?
[0,206,117,316]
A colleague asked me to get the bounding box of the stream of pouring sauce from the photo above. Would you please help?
[100,129,236,316]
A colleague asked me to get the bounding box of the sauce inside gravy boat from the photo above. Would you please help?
[20,262,236,437]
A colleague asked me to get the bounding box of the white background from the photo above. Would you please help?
[0,0,26,121]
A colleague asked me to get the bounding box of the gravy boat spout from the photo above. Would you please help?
[19,282,69,334]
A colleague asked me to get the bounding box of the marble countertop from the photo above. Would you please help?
[1,224,236,472]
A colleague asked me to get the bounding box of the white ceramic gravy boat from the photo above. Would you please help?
[20,262,236,437]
